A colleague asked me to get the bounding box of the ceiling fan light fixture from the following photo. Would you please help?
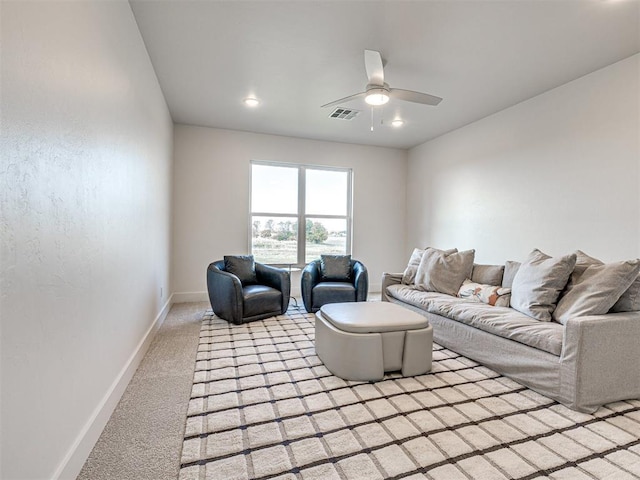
[243,97,260,107]
[365,88,390,106]
[391,119,404,127]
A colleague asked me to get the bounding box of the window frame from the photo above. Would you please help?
[249,160,353,267]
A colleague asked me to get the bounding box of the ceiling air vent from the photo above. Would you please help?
[329,108,360,120]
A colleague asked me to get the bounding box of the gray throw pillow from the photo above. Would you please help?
[611,275,640,312]
[502,261,521,288]
[320,254,351,281]
[415,248,475,296]
[224,255,257,285]
[471,264,505,286]
[402,247,457,285]
[554,259,640,324]
[510,249,577,322]
[567,250,640,313]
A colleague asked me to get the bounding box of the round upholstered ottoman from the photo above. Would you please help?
[314,302,433,381]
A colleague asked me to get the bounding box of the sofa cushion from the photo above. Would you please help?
[458,279,511,307]
[510,249,576,322]
[386,285,563,356]
[553,259,640,324]
[471,264,505,286]
[415,248,475,296]
[224,255,257,285]
[402,247,457,285]
[320,254,351,281]
[502,261,521,288]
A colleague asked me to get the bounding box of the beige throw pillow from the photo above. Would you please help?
[401,247,457,285]
[553,259,640,324]
[415,248,475,296]
[510,249,577,322]
[458,279,511,307]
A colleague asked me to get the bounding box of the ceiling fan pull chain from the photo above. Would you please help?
[370,106,374,132]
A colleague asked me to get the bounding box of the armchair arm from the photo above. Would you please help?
[206,262,244,324]
[256,263,291,313]
[381,272,403,302]
[352,261,368,302]
[301,261,321,313]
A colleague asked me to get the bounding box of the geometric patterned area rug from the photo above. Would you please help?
[179,308,640,480]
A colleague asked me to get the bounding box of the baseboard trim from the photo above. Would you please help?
[173,291,209,303]
[52,295,174,480]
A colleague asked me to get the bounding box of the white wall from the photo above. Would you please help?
[0,2,173,479]
[172,126,407,298]
[407,54,640,264]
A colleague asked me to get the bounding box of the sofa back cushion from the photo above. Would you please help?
[415,248,475,296]
[510,249,576,322]
[471,264,505,286]
[553,259,640,324]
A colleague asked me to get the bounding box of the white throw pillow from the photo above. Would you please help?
[510,249,577,322]
[553,259,640,324]
[415,248,475,296]
[458,279,511,307]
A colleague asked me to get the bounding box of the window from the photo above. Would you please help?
[250,161,352,265]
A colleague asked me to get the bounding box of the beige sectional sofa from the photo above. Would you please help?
[381,248,640,413]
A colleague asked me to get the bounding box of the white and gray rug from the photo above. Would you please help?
[179,308,640,480]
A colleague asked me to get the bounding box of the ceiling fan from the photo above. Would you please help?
[321,50,443,109]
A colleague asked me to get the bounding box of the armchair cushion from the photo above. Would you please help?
[312,282,356,310]
[320,254,352,281]
[243,284,283,318]
[224,255,257,286]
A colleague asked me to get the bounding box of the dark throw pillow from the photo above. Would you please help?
[224,255,257,285]
[320,254,352,281]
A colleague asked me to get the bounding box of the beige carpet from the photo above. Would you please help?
[179,308,640,480]
[77,302,205,480]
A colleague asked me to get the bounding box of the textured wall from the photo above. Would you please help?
[407,54,640,264]
[172,126,408,297]
[0,1,173,478]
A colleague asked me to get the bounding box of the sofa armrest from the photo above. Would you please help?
[561,311,640,412]
[352,261,369,302]
[206,262,244,324]
[381,272,403,302]
[256,263,291,313]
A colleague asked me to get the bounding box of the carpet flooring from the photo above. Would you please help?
[179,308,640,480]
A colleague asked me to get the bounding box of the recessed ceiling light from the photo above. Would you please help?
[243,97,260,107]
[391,119,404,127]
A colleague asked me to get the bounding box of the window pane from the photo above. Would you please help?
[306,169,348,216]
[251,216,298,264]
[251,164,298,214]
[305,218,347,263]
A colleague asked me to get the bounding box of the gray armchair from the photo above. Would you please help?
[207,258,290,324]
[301,256,368,313]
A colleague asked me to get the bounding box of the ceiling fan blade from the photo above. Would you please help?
[364,50,384,86]
[389,88,443,106]
[321,91,366,108]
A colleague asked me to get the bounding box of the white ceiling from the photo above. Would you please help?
[130,0,640,150]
